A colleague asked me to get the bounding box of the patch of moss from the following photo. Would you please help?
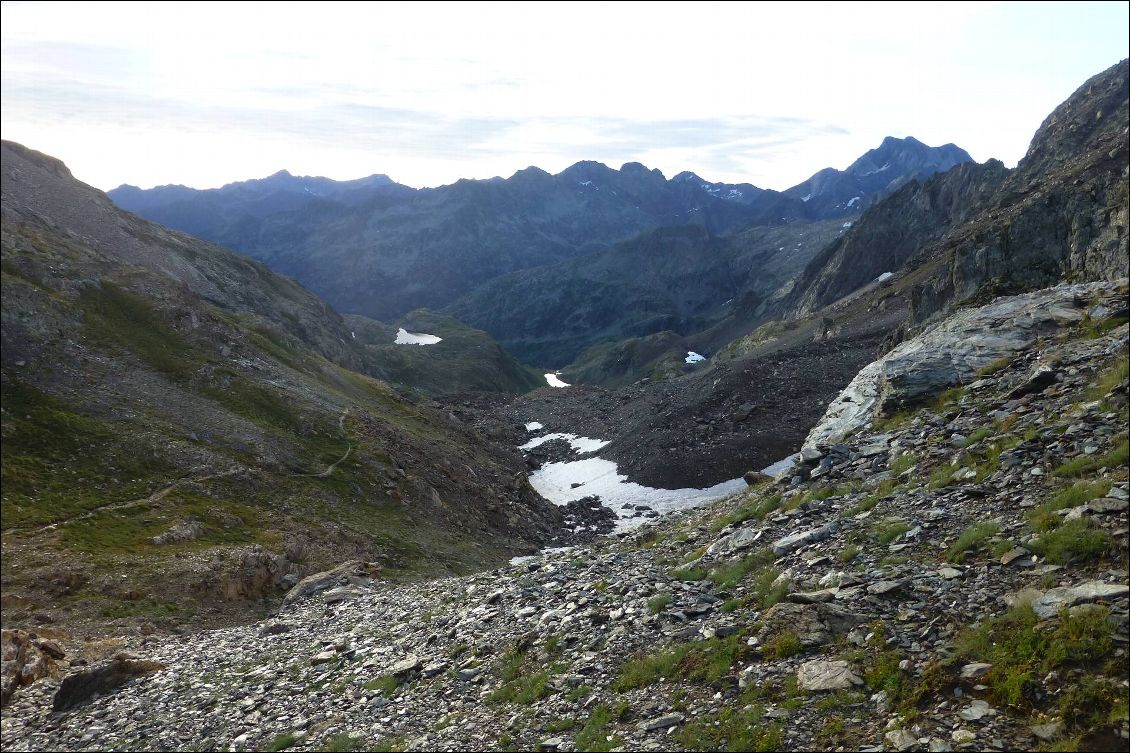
[945,521,1000,563]
[80,281,206,378]
[674,705,782,752]
[956,603,1113,711]
[613,635,748,691]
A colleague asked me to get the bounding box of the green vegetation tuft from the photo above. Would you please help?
[323,733,367,752]
[957,603,1113,713]
[890,452,920,475]
[712,494,781,531]
[362,675,398,696]
[573,704,627,752]
[674,705,783,752]
[1052,437,1129,478]
[613,635,748,691]
[945,521,1000,563]
[976,356,1013,377]
[1086,356,1128,401]
[1028,518,1112,564]
[266,733,299,752]
[647,594,672,614]
[963,427,995,447]
[763,630,803,659]
[707,549,775,590]
[873,520,910,545]
[1027,481,1112,532]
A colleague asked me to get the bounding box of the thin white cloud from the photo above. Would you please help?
[2,1,1127,190]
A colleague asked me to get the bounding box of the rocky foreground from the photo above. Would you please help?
[2,283,1128,752]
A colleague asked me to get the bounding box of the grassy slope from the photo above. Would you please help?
[1,213,554,636]
[347,309,543,396]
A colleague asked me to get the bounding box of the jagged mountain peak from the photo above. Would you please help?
[784,135,974,218]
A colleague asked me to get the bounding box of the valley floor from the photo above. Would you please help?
[2,319,1127,752]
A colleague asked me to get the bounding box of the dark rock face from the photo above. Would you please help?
[448,220,846,367]
[783,159,1011,317]
[913,60,1129,319]
[785,60,1128,327]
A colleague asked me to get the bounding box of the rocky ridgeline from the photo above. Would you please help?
[2,282,1128,753]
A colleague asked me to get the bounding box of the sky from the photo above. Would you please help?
[2,1,1127,192]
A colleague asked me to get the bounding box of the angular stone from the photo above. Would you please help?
[958,699,995,720]
[390,654,420,676]
[760,602,866,647]
[938,567,963,580]
[773,521,839,556]
[708,526,759,556]
[310,651,337,665]
[959,662,992,680]
[788,589,837,604]
[639,713,685,732]
[421,661,448,678]
[796,659,862,691]
[1030,581,1130,619]
[885,728,918,751]
[951,729,977,744]
[1030,720,1063,741]
[1088,497,1128,513]
[281,561,381,609]
[999,547,1032,566]
[867,579,907,595]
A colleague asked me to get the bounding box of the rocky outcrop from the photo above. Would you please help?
[784,159,1009,317]
[1,631,65,708]
[804,281,1126,451]
[280,560,382,610]
[912,59,1129,320]
[51,652,164,711]
[784,60,1128,325]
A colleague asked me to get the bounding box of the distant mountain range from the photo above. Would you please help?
[109,137,972,364]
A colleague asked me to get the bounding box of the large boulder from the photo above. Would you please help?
[280,560,382,610]
[804,281,1123,451]
[52,651,164,711]
[758,602,867,648]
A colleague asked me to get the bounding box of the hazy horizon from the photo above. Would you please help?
[3,1,1127,192]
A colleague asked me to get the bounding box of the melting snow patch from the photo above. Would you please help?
[524,422,544,432]
[842,221,853,229]
[762,454,799,479]
[846,196,861,208]
[876,272,894,283]
[529,457,745,532]
[545,373,570,388]
[520,433,610,454]
[801,193,812,202]
[685,351,706,364]
[395,328,442,345]
[509,546,574,566]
